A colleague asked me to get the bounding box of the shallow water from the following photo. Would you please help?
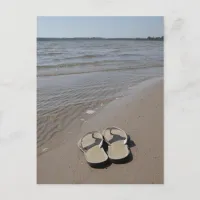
[37,39,163,151]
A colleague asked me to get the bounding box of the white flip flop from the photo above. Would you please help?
[78,131,108,167]
[102,127,130,162]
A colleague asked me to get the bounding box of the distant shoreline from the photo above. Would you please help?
[37,37,164,41]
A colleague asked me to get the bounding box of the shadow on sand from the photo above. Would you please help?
[89,159,112,169]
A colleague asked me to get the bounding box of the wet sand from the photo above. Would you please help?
[37,68,162,155]
[37,78,163,184]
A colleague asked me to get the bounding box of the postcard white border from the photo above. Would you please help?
[1,0,200,199]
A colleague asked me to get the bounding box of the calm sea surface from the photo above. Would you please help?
[37,39,163,152]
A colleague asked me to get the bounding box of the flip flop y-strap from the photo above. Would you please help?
[111,127,128,144]
[102,129,112,145]
[103,127,128,145]
[78,131,103,152]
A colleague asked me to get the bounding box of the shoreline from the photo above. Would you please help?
[37,77,163,184]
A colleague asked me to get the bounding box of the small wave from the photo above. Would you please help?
[38,52,63,56]
[81,55,97,58]
[37,67,132,76]
[38,53,106,60]
[37,60,115,69]
[66,54,105,60]
[37,61,103,69]
[37,65,162,77]
[119,53,141,56]
[37,59,140,69]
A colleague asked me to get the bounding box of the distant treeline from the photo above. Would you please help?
[146,36,164,41]
[37,36,164,41]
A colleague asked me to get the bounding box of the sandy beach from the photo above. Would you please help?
[37,78,163,184]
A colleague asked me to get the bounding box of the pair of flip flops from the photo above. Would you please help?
[77,127,130,167]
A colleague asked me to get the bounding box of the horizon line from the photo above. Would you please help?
[37,36,164,39]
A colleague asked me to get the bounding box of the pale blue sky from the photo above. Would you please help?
[37,16,163,38]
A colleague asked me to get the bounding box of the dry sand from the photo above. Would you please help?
[37,78,163,184]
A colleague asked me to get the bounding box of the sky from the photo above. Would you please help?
[37,16,163,38]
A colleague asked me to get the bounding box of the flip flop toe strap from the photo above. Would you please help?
[78,131,103,152]
[103,127,128,145]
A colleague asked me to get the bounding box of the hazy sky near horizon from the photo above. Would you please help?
[37,16,163,38]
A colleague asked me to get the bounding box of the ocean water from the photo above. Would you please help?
[37,39,163,152]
